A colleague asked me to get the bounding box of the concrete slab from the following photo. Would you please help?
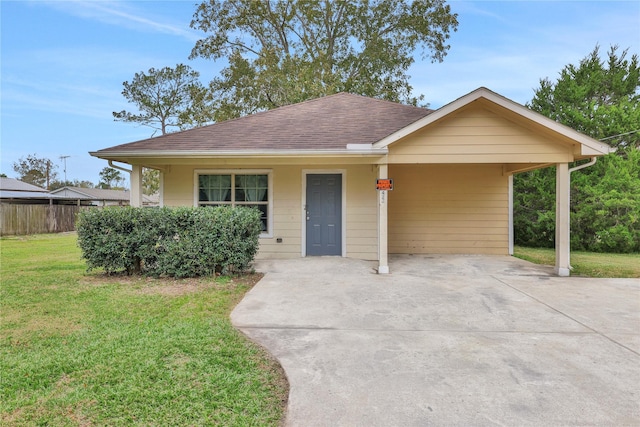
[232,255,640,426]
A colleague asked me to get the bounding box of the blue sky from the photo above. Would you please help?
[1,1,639,186]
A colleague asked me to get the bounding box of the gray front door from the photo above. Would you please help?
[306,174,342,256]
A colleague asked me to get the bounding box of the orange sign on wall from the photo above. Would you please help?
[376,179,393,191]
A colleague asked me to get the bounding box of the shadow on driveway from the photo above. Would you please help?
[232,255,640,426]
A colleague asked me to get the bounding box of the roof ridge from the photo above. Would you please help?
[212,92,354,123]
[344,92,433,112]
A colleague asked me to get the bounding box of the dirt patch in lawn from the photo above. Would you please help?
[81,272,264,297]
[133,273,264,297]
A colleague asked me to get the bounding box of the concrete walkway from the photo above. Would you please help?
[231,255,640,426]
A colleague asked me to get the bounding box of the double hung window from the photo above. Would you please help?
[197,172,270,234]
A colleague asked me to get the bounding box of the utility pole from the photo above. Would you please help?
[60,155,70,183]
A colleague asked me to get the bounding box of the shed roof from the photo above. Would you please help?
[92,93,432,156]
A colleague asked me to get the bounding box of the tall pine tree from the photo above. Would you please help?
[515,45,640,252]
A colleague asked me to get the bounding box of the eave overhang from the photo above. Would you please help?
[90,148,389,161]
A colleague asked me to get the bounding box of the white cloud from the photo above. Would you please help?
[39,0,203,42]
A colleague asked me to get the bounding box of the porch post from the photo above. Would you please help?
[555,163,570,276]
[378,163,389,274]
[130,164,143,208]
[508,174,514,255]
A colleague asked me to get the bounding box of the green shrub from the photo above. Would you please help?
[76,207,143,275]
[76,206,262,277]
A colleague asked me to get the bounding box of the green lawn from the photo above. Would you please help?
[514,246,640,278]
[1,233,287,426]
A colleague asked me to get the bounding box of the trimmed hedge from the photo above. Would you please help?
[76,206,262,277]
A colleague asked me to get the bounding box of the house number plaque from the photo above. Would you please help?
[376,179,393,191]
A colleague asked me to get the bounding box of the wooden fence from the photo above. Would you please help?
[0,204,93,236]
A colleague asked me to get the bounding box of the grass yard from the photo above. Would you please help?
[1,233,287,426]
[514,246,640,278]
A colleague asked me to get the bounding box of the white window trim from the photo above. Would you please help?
[194,169,274,238]
[301,169,347,257]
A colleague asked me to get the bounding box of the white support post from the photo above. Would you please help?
[555,163,570,276]
[159,171,164,207]
[508,174,514,256]
[130,164,143,208]
[378,163,389,274]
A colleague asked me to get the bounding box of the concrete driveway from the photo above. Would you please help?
[231,255,640,426]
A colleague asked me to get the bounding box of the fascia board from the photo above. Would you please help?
[0,191,68,199]
[373,87,613,156]
[90,148,388,159]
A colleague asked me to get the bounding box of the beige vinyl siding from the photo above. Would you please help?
[345,165,378,260]
[260,166,302,258]
[388,164,508,255]
[162,163,380,260]
[387,104,574,164]
[162,165,194,207]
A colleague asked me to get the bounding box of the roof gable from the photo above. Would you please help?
[374,87,613,157]
[51,187,129,201]
[94,93,432,156]
[386,103,580,164]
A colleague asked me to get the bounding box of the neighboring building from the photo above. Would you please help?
[0,178,79,235]
[0,179,158,235]
[90,88,613,276]
[0,177,66,204]
[50,187,159,207]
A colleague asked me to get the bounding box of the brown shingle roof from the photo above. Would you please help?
[95,93,432,154]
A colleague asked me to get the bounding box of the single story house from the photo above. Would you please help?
[91,88,613,276]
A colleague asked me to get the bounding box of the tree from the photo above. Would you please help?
[99,167,125,190]
[570,149,640,252]
[190,0,458,120]
[12,154,58,189]
[514,45,640,253]
[143,168,160,195]
[528,45,639,149]
[113,64,213,135]
[49,179,96,191]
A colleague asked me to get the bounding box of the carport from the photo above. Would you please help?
[374,89,613,276]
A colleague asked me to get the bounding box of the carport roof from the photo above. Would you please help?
[92,93,432,157]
